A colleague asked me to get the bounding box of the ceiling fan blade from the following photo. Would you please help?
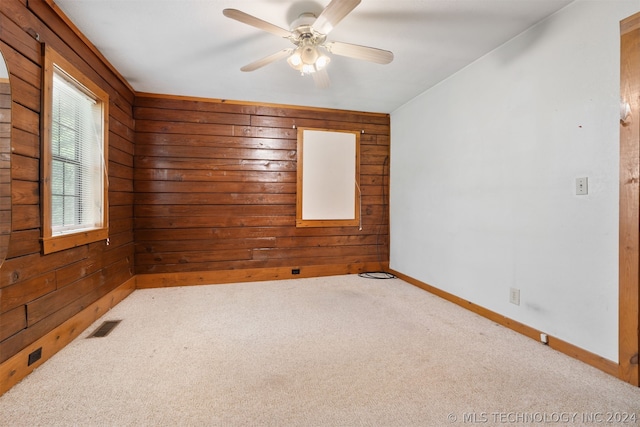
[312,0,361,35]
[312,68,331,89]
[325,41,394,64]
[223,9,292,38]
[240,49,293,72]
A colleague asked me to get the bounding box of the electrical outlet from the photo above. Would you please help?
[540,333,549,344]
[576,177,588,195]
[28,347,42,366]
[509,288,520,306]
[291,269,300,275]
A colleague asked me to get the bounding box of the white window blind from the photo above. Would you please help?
[51,69,104,235]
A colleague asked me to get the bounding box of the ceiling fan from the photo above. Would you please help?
[223,0,394,88]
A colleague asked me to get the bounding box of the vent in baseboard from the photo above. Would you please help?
[88,320,122,338]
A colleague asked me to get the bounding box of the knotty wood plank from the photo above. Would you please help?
[27,271,103,326]
[135,120,235,137]
[11,204,39,230]
[134,204,294,218]
[134,106,251,126]
[0,40,40,89]
[134,181,296,194]
[110,204,133,220]
[135,156,295,172]
[0,305,26,342]
[110,146,134,168]
[251,245,381,261]
[134,94,258,115]
[135,133,296,150]
[5,229,40,258]
[110,102,134,131]
[274,235,384,248]
[0,5,41,64]
[54,257,102,290]
[110,190,134,207]
[11,180,38,205]
[132,192,295,206]
[109,161,133,180]
[135,145,297,161]
[1,272,56,313]
[1,246,89,288]
[10,76,40,112]
[136,238,277,254]
[11,127,39,158]
[110,132,134,156]
[250,115,389,135]
[11,102,38,135]
[134,169,296,183]
[619,14,640,386]
[110,116,135,143]
[106,230,134,249]
[134,215,296,229]
[253,105,389,125]
[101,243,134,268]
[11,153,38,181]
[136,249,252,266]
[109,217,134,235]
[109,176,133,192]
[237,126,297,139]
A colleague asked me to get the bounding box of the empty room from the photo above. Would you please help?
[1,0,640,425]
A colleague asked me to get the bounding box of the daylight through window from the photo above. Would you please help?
[42,46,109,254]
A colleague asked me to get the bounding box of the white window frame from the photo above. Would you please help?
[42,45,109,254]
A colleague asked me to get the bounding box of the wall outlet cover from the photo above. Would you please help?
[509,287,520,305]
[576,177,588,195]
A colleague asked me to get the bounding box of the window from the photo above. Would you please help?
[42,46,109,254]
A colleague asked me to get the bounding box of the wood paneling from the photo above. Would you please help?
[0,0,134,365]
[619,12,640,386]
[134,95,390,276]
[0,277,135,396]
[136,263,388,289]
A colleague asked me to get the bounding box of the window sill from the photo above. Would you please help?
[42,228,109,254]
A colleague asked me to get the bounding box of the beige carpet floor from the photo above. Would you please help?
[0,274,638,426]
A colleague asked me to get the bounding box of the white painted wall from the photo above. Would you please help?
[390,0,640,362]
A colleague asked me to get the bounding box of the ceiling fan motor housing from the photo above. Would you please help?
[290,13,327,46]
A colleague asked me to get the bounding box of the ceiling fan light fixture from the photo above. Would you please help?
[287,45,330,75]
[224,0,392,87]
[315,53,330,70]
[287,50,303,68]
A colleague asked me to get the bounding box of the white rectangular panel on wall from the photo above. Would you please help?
[296,128,360,227]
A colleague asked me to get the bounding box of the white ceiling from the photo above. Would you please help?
[54,0,574,113]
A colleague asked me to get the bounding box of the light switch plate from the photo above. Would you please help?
[576,177,588,195]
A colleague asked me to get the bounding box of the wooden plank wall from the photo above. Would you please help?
[0,0,135,364]
[0,79,10,262]
[134,95,390,276]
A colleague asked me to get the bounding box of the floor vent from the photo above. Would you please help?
[88,320,122,338]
